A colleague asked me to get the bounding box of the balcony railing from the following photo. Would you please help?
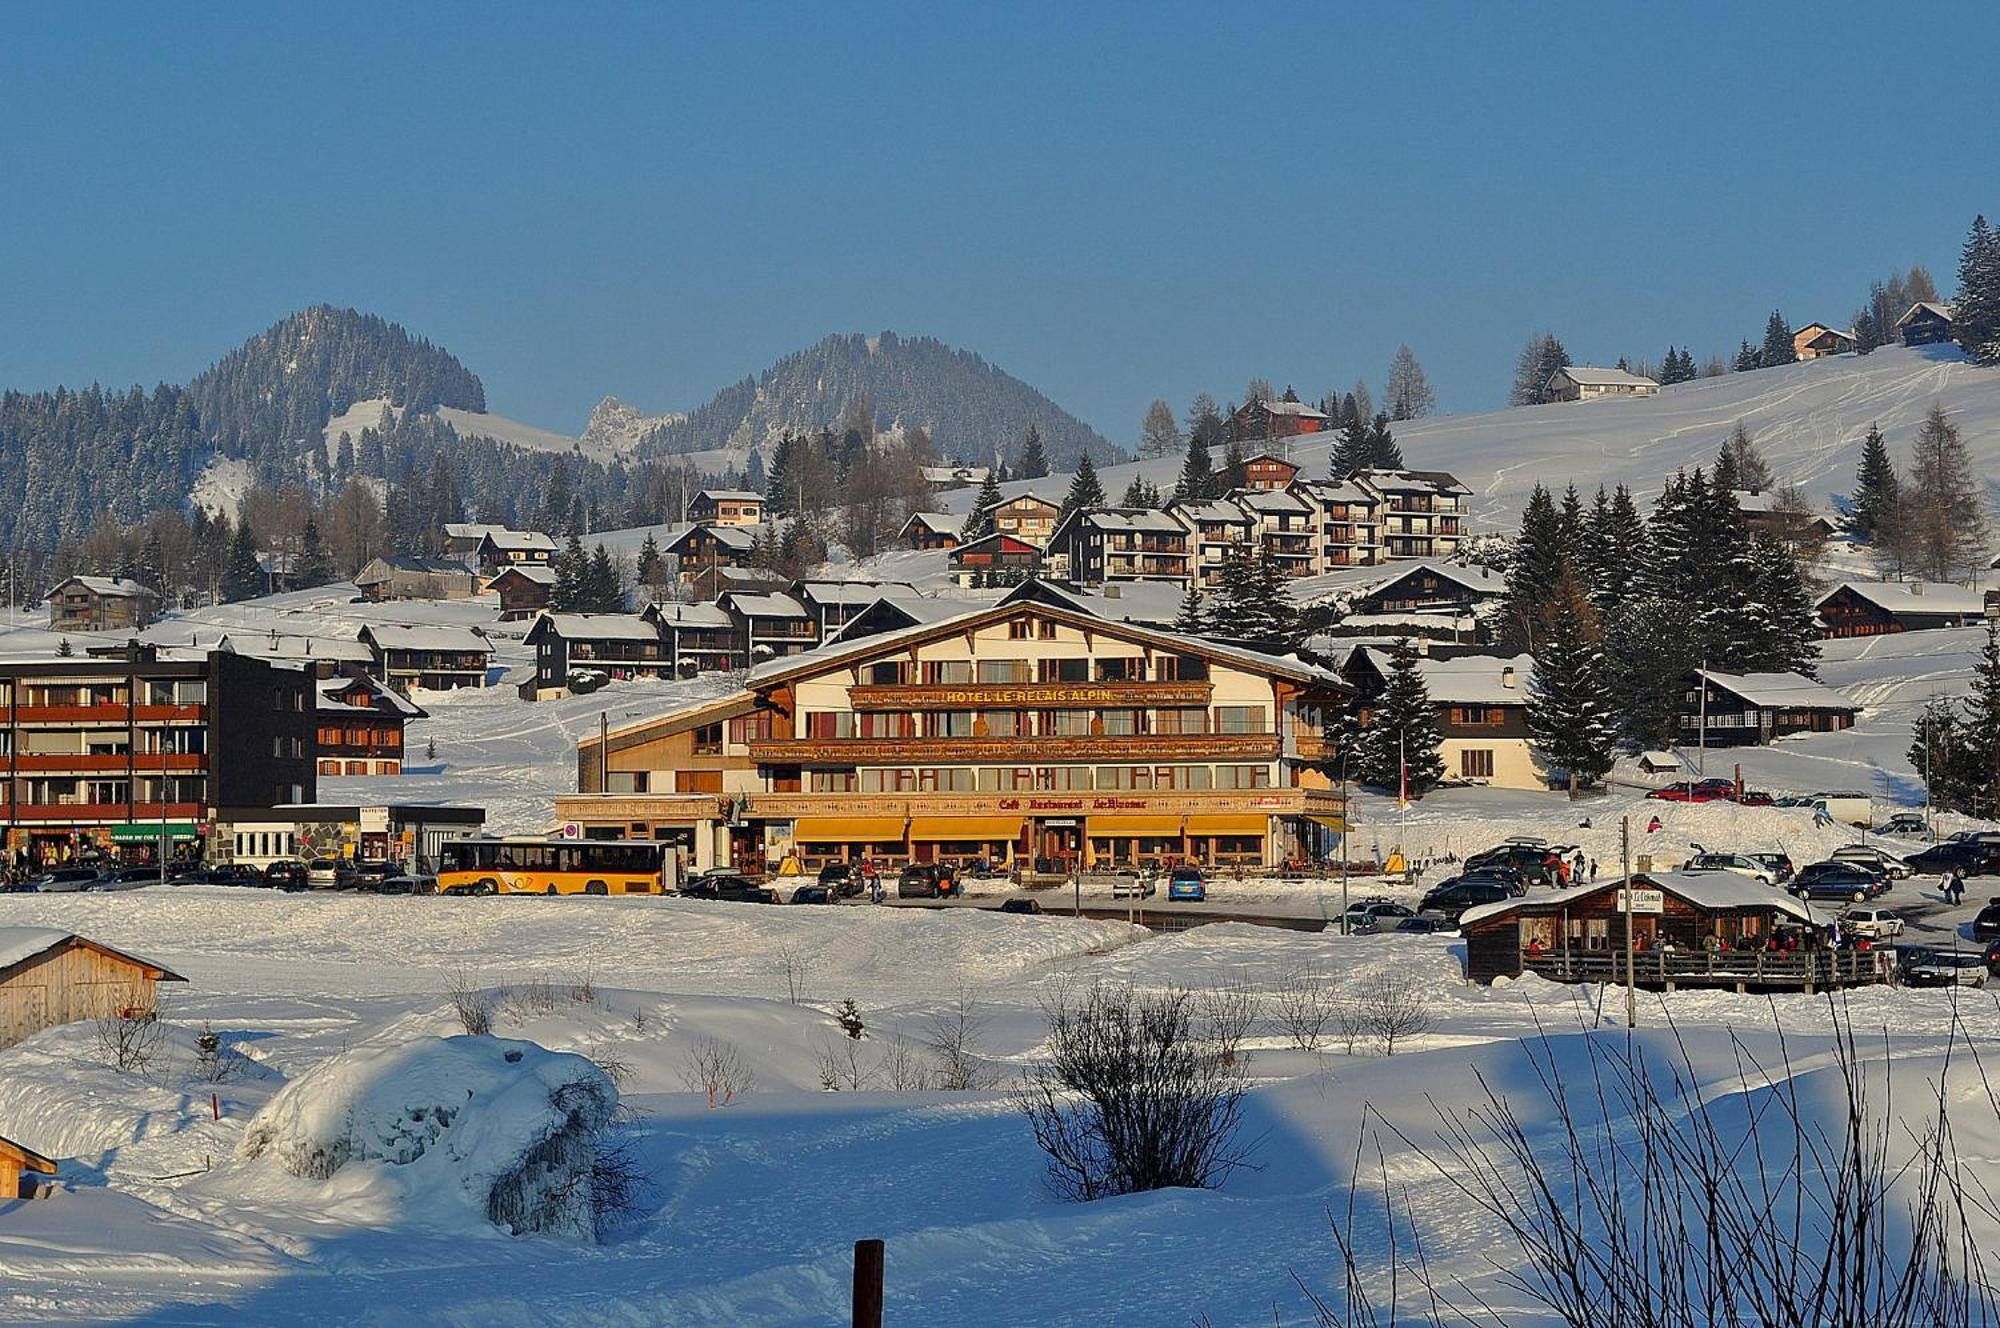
[5,801,203,822]
[848,681,1213,711]
[11,753,205,773]
[748,733,1280,764]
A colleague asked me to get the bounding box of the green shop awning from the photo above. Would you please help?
[109,822,199,843]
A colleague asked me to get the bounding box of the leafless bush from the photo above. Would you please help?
[679,1035,755,1107]
[193,1020,241,1083]
[584,1042,633,1090]
[1333,1001,1368,1056]
[1274,965,1338,1051]
[445,967,495,1036]
[1016,982,1254,1201]
[507,975,561,1019]
[924,986,991,1090]
[1353,972,1433,1056]
[95,992,169,1075]
[815,1032,872,1091]
[779,944,814,1006]
[568,952,599,1005]
[880,1036,934,1091]
[1200,980,1259,1067]
[589,1132,651,1238]
[1306,1001,2000,1327]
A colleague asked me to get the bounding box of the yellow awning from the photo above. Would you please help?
[1086,815,1184,835]
[1306,814,1349,833]
[1183,814,1269,836]
[793,816,908,842]
[907,816,1023,840]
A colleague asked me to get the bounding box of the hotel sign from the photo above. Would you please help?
[739,790,1317,818]
[847,682,1213,711]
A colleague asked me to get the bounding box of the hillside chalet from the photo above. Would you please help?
[1241,453,1301,491]
[1736,491,1836,547]
[664,522,761,585]
[358,625,492,692]
[489,564,557,621]
[1224,398,1331,444]
[1791,323,1856,359]
[689,490,765,527]
[1343,648,1540,789]
[1459,873,1885,990]
[526,613,671,698]
[218,632,375,680]
[442,522,511,563]
[1897,302,1956,347]
[641,601,743,674]
[1816,580,1988,637]
[1048,508,1193,586]
[353,556,477,602]
[1352,562,1505,616]
[1677,669,1857,746]
[474,530,557,575]
[792,581,915,637]
[44,577,157,633]
[717,592,818,659]
[314,674,422,776]
[1545,365,1661,402]
[899,512,960,550]
[949,532,1043,587]
[984,492,1063,544]
[1167,499,1255,588]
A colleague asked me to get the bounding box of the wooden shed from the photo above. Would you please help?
[0,928,185,1051]
[0,1134,56,1199]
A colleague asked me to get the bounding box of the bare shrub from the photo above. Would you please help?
[508,975,560,1019]
[445,967,495,1036]
[679,1035,754,1107]
[193,1020,241,1083]
[588,1132,651,1238]
[96,993,169,1075]
[924,986,991,1091]
[1200,980,1259,1068]
[584,1042,633,1090]
[815,1033,872,1091]
[1274,964,1338,1051]
[1354,972,1432,1056]
[1333,1001,1368,1056]
[880,1036,933,1092]
[568,952,599,1006]
[779,944,814,1006]
[1307,1001,2000,1327]
[1016,982,1254,1201]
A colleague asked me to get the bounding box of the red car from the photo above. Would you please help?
[1647,779,1744,804]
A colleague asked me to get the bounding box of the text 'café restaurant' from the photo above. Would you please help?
[558,600,1350,874]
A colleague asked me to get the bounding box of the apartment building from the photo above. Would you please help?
[315,674,423,776]
[1047,508,1194,586]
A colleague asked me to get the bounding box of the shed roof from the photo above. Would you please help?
[359,624,492,654]
[1696,668,1857,711]
[0,927,183,982]
[1818,580,1988,617]
[1552,365,1661,389]
[1460,871,1833,930]
[1896,301,1955,327]
[899,512,959,535]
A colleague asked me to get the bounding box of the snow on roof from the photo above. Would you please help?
[1818,579,1989,617]
[645,601,734,629]
[1077,508,1187,534]
[1696,668,1857,711]
[1234,489,1312,515]
[981,489,1064,513]
[317,675,424,716]
[0,926,182,980]
[478,530,557,553]
[722,593,811,619]
[1896,301,1955,326]
[1418,652,1533,705]
[220,633,375,663]
[356,555,469,581]
[531,613,660,641]
[1638,749,1681,768]
[695,489,763,503]
[489,564,558,586]
[669,523,762,551]
[443,522,509,540]
[1353,467,1473,497]
[1168,499,1254,525]
[1327,611,1474,633]
[48,576,154,600]
[792,579,915,606]
[919,465,991,483]
[1363,560,1506,597]
[1460,872,1835,930]
[1553,365,1661,388]
[360,625,492,654]
[900,512,959,534]
[825,593,973,643]
[1249,399,1330,419]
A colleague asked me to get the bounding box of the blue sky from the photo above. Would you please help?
[3,4,1995,446]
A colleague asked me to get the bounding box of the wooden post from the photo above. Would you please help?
[853,1238,884,1328]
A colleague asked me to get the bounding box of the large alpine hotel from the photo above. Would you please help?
[559,600,1349,874]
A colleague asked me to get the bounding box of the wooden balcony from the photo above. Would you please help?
[10,704,205,724]
[10,753,206,773]
[748,733,1280,764]
[847,681,1213,711]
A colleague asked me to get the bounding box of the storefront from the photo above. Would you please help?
[213,803,485,870]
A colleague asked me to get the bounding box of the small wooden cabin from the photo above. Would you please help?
[489,564,557,621]
[0,1134,56,1200]
[0,928,186,1050]
[1460,872,1889,991]
[1896,301,1955,348]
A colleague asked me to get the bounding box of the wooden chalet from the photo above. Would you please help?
[1735,490,1836,547]
[1896,301,1955,348]
[1545,365,1660,402]
[44,577,157,633]
[664,522,762,586]
[984,492,1063,544]
[719,592,818,659]
[442,522,510,563]
[949,531,1044,587]
[1791,323,1856,359]
[1461,872,1889,991]
[641,600,744,674]
[525,612,670,699]
[0,1132,56,1200]
[1224,398,1330,444]
[0,927,185,1052]
[358,624,493,692]
[1677,669,1857,746]
[792,580,914,637]
[1816,580,1987,637]
[899,512,960,550]
[688,489,765,527]
[1241,453,1301,491]
[1344,648,1541,788]
[353,555,477,603]
[1047,508,1193,587]
[473,529,557,575]
[1352,561,1504,616]
[489,564,557,621]
[315,673,423,776]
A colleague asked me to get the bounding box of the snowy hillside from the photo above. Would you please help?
[1021,345,2000,530]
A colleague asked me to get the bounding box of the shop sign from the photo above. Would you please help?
[1616,888,1665,914]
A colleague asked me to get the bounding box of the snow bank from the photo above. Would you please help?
[238,1035,618,1240]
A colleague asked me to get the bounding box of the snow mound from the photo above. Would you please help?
[238,1035,618,1240]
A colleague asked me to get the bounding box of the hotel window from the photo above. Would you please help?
[1214,706,1266,734]
[931,711,976,738]
[1153,708,1207,734]
[1216,765,1272,789]
[859,712,916,738]
[1461,749,1495,779]
[925,660,973,685]
[692,724,722,755]
[1047,766,1092,790]
[1099,709,1140,736]
[728,713,773,743]
[981,710,1020,738]
[1005,767,1035,790]
[806,712,857,739]
[1008,619,1033,640]
[978,659,1030,684]
[1151,766,1178,789]
[976,767,1002,790]
[1449,707,1504,728]
[919,768,975,792]
[1037,619,1058,640]
[1181,765,1213,789]
[1095,657,1142,683]
[810,769,859,792]
[1096,766,1132,789]
[1039,657,1088,684]
[1044,710,1092,736]
[866,661,909,685]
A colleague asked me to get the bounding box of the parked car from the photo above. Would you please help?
[1905,841,2000,877]
[1791,862,1889,902]
[28,867,103,892]
[1903,951,1990,988]
[788,884,834,905]
[1877,811,1931,837]
[1737,790,1774,807]
[1649,781,1732,803]
[85,865,167,891]
[1419,876,1513,920]
[1973,898,2000,942]
[1839,905,1905,940]
[1110,872,1155,899]
[683,869,775,902]
[998,897,1044,916]
[1684,852,1778,886]
[897,863,956,899]
[1984,937,2000,975]
[264,860,308,890]
[1828,844,1911,879]
[379,873,436,896]
[816,862,865,898]
[1166,866,1207,902]
[306,858,353,890]
[1748,852,1796,883]
[1396,911,1457,934]
[1344,898,1416,926]
[1463,845,1565,887]
[350,860,397,892]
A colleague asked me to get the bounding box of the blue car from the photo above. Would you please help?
[1166,867,1207,902]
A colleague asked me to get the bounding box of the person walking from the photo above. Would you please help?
[1588,858,1599,882]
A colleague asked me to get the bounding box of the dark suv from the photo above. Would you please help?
[1419,877,1513,920]
[898,863,957,899]
[682,869,777,903]
[817,862,864,898]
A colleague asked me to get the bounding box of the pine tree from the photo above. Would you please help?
[586,543,623,611]
[1604,597,1702,750]
[1120,476,1161,509]
[1527,566,1617,796]
[1208,550,1288,646]
[1501,484,1564,651]
[1959,621,2000,810]
[962,470,1003,541]
[1734,340,1761,372]
[1329,413,1373,477]
[1219,439,1247,492]
[1910,696,1974,814]
[1760,310,1797,367]
[1358,640,1444,796]
[1062,454,1106,518]
[223,521,263,601]
[1174,578,1207,635]
[1175,427,1217,500]
[1955,215,2000,365]
[1842,427,1891,541]
[56,637,72,658]
[1365,415,1404,468]
[1599,485,1647,608]
[1556,484,1585,566]
[1742,536,1822,676]
[1904,404,1990,580]
[295,518,334,588]
[552,533,586,610]
[1316,703,1365,785]
[1017,427,1050,479]
[1511,332,1571,406]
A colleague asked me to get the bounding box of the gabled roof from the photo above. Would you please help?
[355,555,469,583]
[488,564,558,587]
[476,530,558,553]
[1352,467,1472,497]
[317,673,426,717]
[720,592,812,620]
[1000,578,1186,628]
[219,633,376,665]
[899,512,960,536]
[1291,477,1381,506]
[1695,668,1857,712]
[358,624,492,654]
[663,522,762,553]
[1166,498,1254,526]
[1460,871,1832,930]
[1816,580,1988,617]
[693,489,764,504]
[45,576,155,601]
[791,579,915,609]
[982,489,1064,514]
[642,600,735,630]
[1052,507,1188,543]
[1360,560,1507,600]
[1551,365,1660,389]
[443,522,509,541]
[0,927,183,982]
[825,593,973,644]
[526,612,660,643]
[1240,399,1329,420]
[949,531,1043,558]
[1233,489,1313,516]
[1896,301,1955,327]
[1354,647,1532,705]
[1243,452,1302,469]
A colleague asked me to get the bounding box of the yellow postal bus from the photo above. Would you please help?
[438,838,677,896]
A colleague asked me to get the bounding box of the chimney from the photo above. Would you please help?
[1909,581,1924,596]
[1501,665,1517,689]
